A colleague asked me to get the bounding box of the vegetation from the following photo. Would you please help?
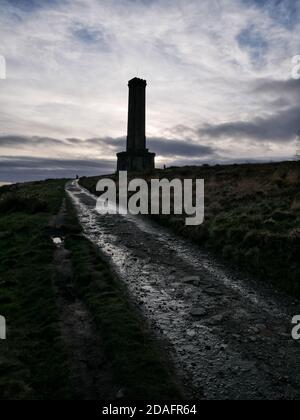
[0,179,182,399]
[0,179,71,399]
[80,161,300,297]
[2,159,298,399]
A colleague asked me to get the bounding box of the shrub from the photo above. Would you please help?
[0,194,48,215]
[245,247,260,270]
[271,211,296,222]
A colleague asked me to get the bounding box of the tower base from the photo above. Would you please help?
[117,150,155,172]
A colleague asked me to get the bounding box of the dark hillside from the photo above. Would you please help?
[80,161,300,296]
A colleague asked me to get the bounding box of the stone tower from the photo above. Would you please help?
[117,78,155,172]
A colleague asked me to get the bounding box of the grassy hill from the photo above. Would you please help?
[0,179,70,399]
[80,160,300,297]
[0,180,182,400]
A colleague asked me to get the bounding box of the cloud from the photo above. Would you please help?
[0,135,64,147]
[197,76,300,144]
[148,137,216,157]
[0,133,220,181]
[0,134,217,157]
[253,78,300,98]
[0,156,115,182]
[237,25,268,67]
[242,0,300,29]
[4,0,63,13]
[0,0,299,181]
[198,106,300,142]
[71,23,113,51]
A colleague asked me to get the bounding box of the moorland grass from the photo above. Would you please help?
[0,179,183,399]
[0,179,71,400]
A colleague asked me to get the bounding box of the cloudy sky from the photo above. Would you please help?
[0,0,299,182]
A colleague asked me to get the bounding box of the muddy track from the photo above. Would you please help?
[67,181,300,400]
[50,201,117,400]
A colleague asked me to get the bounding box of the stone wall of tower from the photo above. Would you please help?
[127,78,147,152]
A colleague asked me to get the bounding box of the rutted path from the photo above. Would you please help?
[49,201,117,400]
[67,181,300,400]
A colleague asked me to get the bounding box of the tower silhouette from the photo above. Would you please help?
[117,78,156,172]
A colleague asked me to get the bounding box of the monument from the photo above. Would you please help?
[117,78,156,172]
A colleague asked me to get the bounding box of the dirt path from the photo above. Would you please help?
[49,202,117,400]
[67,181,300,400]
